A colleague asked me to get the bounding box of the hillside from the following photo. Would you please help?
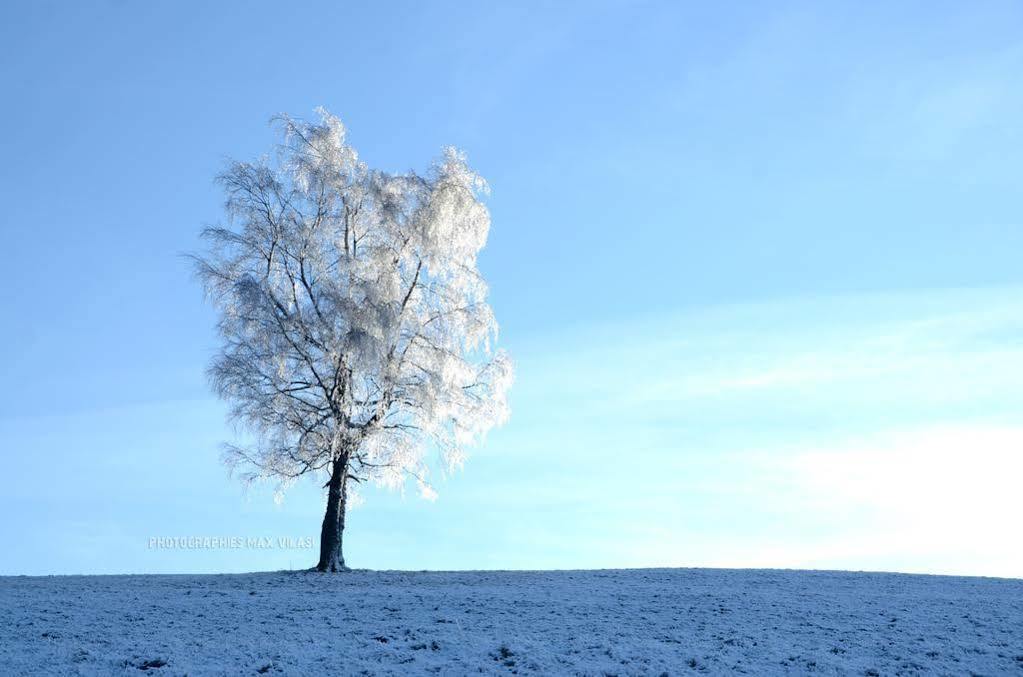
[1,568,1020,675]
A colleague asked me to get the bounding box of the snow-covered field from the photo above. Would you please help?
[1,568,1021,675]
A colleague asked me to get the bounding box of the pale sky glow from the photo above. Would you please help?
[2,2,1022,577]
[773,425,1023,573]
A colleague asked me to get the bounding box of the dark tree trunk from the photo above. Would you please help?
[316,457,349,572]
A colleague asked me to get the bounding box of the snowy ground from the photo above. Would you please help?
[1,568,1021,675]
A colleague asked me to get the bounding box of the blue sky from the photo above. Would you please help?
[2,1,1022,577]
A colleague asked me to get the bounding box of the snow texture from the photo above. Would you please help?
[1,568,1021,675]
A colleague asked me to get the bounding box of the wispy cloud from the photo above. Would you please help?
[490,286,1023,575]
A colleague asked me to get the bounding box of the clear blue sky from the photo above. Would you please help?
[2,1,1022,577]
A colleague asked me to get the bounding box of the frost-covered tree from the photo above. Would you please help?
[194,109,512,571]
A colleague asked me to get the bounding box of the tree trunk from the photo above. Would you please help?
[316,457,349,572]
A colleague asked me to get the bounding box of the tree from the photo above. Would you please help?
[194,109,512,571]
